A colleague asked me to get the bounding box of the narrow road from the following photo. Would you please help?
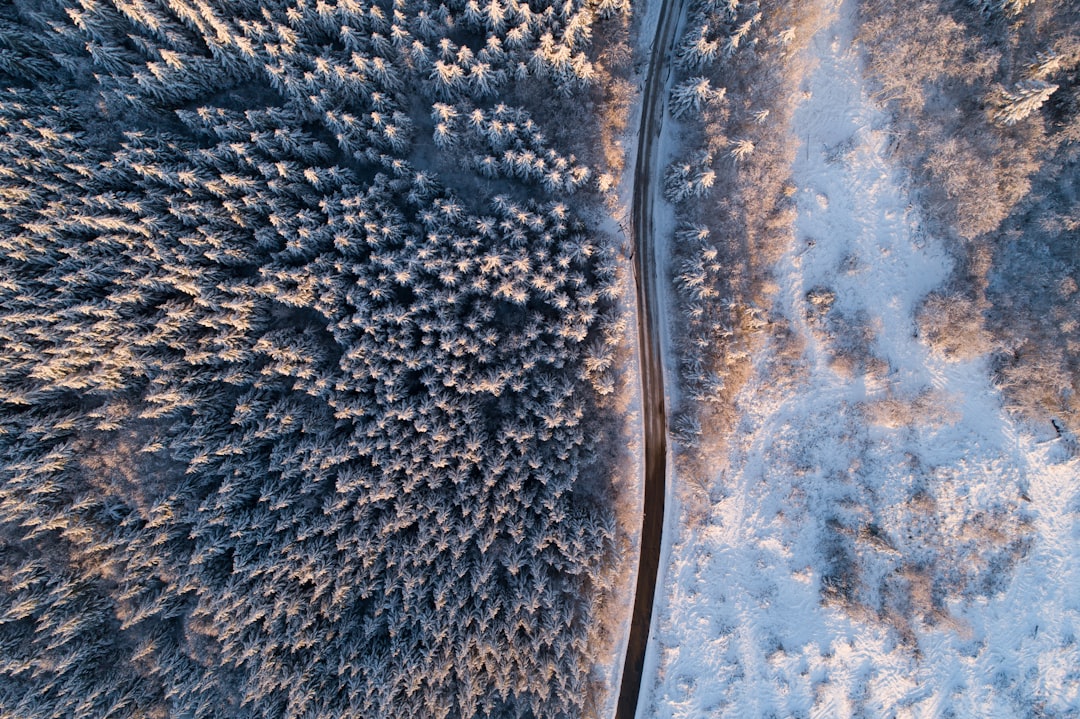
[615,0,684,716]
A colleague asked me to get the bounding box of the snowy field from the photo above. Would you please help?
[640,0,1080,716]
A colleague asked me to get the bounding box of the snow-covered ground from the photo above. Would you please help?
[640,0,1080,716]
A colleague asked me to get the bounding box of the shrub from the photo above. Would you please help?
[917,291,994,360]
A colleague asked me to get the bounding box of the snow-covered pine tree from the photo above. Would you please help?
[993,79,1058,126]
[671,76,726,118]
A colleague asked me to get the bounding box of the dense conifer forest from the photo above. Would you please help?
[0,0,634,716]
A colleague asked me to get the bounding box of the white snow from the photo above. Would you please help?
[640,0,1080,716]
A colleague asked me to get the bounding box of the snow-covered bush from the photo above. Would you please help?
[917,291,994,360]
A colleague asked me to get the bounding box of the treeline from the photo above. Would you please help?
[0,0,631,717]
[658,1,809,461]
[858,0,1080,432]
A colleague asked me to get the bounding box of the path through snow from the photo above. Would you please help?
[641,1,1080,716]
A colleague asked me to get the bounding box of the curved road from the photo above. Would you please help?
[615,0,685,716]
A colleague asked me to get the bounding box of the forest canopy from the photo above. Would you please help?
[0,0,631,717]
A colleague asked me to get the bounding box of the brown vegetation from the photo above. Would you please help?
[661,0,825,518]
[917,290,995,360]
[858,0,1080,432]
